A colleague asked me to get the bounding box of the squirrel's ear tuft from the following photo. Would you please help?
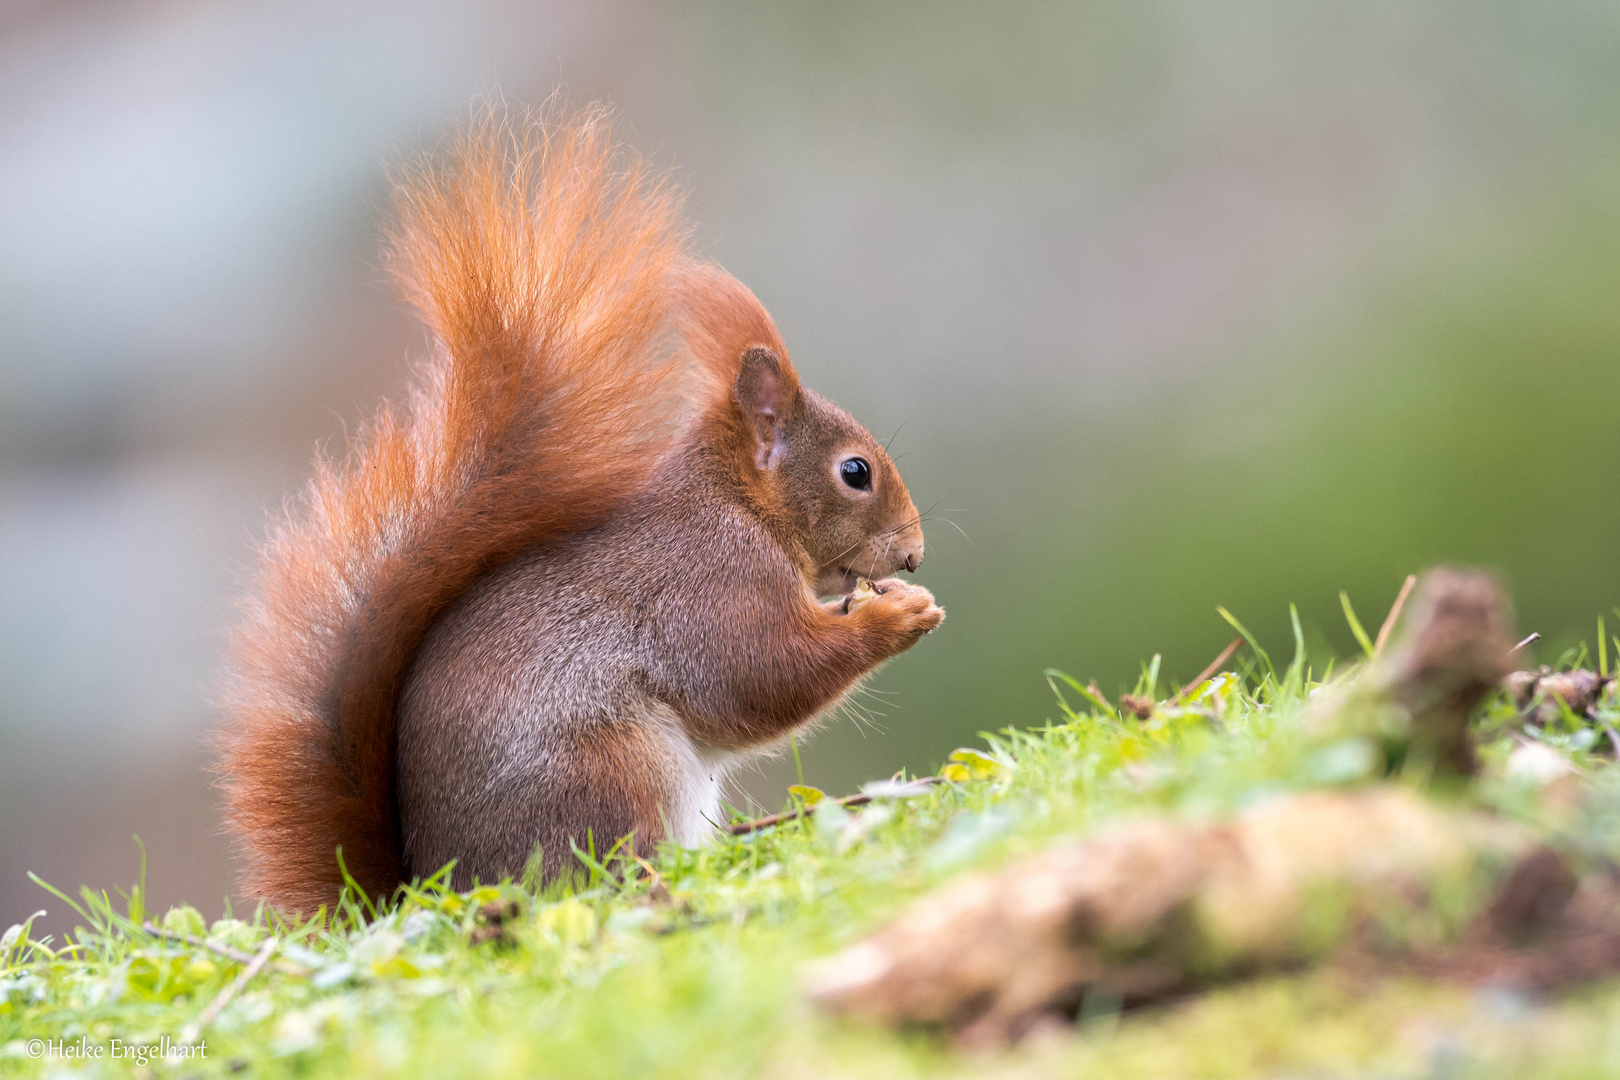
[735,347,795,470]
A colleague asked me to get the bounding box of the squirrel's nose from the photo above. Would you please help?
[903,552,919,573]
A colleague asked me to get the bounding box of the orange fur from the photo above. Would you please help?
[673,260,792,392]
[218,105,702,913]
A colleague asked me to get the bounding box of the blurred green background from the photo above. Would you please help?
[4,1,1620,932]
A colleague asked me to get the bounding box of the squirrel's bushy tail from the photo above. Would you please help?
[219,106,691,914]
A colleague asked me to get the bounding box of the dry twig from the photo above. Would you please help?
[726,778,941,836]
[806,788,1564,1046]
[181,937,276,1045]
[142,922,309,977]
[1169,637,1243,706]
[1374,573,1418,656]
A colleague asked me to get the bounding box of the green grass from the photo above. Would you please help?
[7,618,1620,1079]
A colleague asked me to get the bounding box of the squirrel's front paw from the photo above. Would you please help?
[855,578,944,645]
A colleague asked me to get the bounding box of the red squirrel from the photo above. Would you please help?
[219,106,943,914]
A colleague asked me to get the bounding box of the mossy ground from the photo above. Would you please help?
[6,613,1620,1079]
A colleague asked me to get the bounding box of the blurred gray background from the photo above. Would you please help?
[5,0,1620,933]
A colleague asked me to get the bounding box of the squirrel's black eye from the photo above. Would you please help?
[839,457,872,491]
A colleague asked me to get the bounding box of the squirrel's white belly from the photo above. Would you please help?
[642,703,741,846]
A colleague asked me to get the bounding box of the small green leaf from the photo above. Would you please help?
[946,748,1004,780]
[161,904,207,940]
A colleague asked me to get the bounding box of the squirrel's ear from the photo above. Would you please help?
[734,347,796,471]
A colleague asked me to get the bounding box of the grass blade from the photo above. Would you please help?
[1217,607,1273,679]
[1340,591,1375,659]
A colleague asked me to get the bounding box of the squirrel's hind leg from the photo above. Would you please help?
[441,702,729,888]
